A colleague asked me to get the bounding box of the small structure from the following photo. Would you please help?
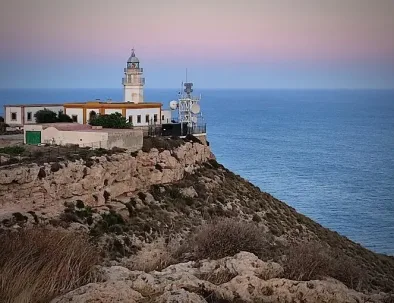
[24,123,143,151]
[3,104,64,129]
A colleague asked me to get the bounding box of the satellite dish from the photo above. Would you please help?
[191,116,198,123]
[169,100,178,110]
[191,103,200,114]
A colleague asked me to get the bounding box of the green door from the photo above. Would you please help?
[26,131,41,145]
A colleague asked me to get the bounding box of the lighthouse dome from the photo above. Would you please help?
[127,49,139,63]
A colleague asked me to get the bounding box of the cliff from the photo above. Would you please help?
[0,139,213,215]
[1,137,394,303]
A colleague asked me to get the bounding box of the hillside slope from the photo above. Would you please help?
[1,138,394,302]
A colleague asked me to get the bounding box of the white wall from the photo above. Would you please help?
[5,107,22,126]
[42,127,108,148]
[104,108,122,115]
[65,108,84,124]
[126,108,160,126]
[24,106,64,124]
[124,86,144,103]
[161,110,172,124]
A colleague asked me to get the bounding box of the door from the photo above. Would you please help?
[26,131,41,145]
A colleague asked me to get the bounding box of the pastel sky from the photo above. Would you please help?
[0,0,394,89]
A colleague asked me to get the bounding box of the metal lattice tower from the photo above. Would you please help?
[177,82,202,133]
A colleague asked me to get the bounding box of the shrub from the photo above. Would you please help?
[57,111,73,122]
[187,219,269,260]
[89,112,132,129]
[34,109,73,123]
[284,241,331,281]
[0,228,100,303]
[0,146,25,155]
[34,108,58,123]
[283,241,367,290]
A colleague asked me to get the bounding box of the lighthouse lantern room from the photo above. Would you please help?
[123,49,145,103]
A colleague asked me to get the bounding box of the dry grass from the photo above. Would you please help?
[128,237,179,272]
[284,241,367,290]
[0,228,101,303]
[284,241,332,281]
[186,219,270,260]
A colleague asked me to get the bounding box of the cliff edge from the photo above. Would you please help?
[0,137,393,303]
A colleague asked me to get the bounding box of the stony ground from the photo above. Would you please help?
[51,252,386,303]
[3,159,394,297]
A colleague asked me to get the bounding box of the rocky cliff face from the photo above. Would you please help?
[0,141,214,215]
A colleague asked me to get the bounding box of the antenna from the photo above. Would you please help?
[186,68,188,83]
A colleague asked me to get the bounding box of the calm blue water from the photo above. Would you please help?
[1,89,394,255]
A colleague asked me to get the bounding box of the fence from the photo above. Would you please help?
[146,122,207,138]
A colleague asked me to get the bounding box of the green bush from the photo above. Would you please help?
[89,112,132,129]
[34,109,73,123]
[0,146,25,155]
[34,109,58,123]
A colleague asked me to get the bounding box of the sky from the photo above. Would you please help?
[0,0,394,89]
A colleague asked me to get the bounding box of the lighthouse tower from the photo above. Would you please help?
[123,49,145,103]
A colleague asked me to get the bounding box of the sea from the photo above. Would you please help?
[1,88,394,255]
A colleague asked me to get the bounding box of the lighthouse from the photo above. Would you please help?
[122,49,145,103]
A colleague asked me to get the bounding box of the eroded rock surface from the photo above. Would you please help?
[0,142,213,215]
[52,252,383,303]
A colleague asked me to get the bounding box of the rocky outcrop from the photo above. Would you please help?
[0,142,213,215]
[51,252,383,303]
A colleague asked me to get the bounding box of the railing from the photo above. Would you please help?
[122,78,145,85]
[123,67,143,73]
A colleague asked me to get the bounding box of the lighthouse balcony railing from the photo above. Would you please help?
[124,68,143,73]
[122,78,145,85]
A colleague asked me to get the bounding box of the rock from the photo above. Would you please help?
[99,265,133,281]
[0,142,215,215]
[51,252,382,303]
[50,281,142,303]
[180,186,198,198]
[155,289,206,303]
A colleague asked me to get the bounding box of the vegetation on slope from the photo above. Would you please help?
[0,228,100,303]
[38,158,394,294]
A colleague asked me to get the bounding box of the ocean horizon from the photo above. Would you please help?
[1,88,394,255]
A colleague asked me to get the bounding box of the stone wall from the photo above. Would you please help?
[0,142,214,215]
[106,130,143,151]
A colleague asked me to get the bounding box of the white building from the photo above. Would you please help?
[24,123,143,151]
[63,101,163,126]
[3,104,64,129]
[123,49,145,103]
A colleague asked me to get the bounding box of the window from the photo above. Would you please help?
[145,114,149,123]
[137,115,141,123]
[154,114,157,123]
[162,115,165,121]
[11,112,17,121]
[128,115,133,123]
[27,112,32,121]
[72,115,78,122]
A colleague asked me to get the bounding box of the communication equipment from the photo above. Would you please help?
[191,104,200,114]
[169,100,178,110]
